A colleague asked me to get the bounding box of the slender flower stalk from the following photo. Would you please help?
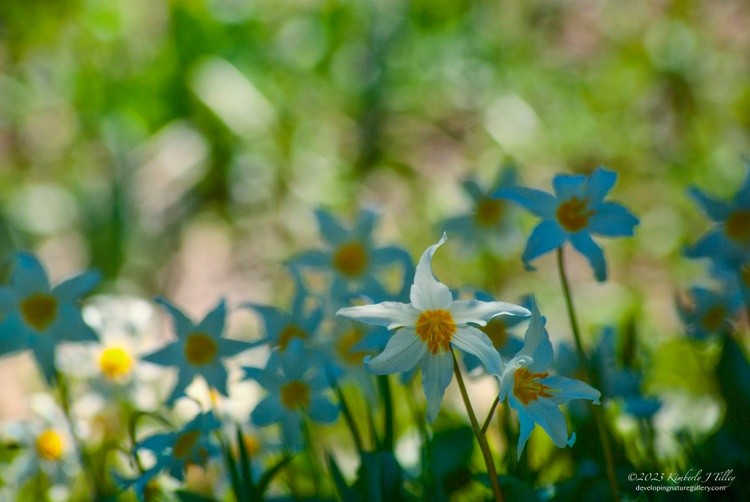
[556,247,620,501]
[481,396,501,434]
[451,350,504,502]
[328,375,365,455]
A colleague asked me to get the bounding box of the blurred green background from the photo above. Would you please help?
[0,0,748,344]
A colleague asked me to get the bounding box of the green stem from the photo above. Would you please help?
[481,396,500,434]
[56,372,101,499]
[501,403,517,474]
[556,247,620,502]
[377,375,395,451]
[330,378,365,455]
[451,350,504,502]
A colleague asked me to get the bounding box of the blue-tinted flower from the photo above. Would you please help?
[685,168,750,269]
[496,301,600,457]
[677,286,740,340]
[244,340,339,451]
[291,208,414,303]
[442,167,518,249]
[495,167,639,282]
[120,412,221,500]
[141,298,255,405]
[0,253,100,384]
[337,234,530,421]
[556,328,660,419]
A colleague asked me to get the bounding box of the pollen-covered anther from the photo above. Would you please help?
[184,332,218,366]
[36,429,64,461]
[513,367,553,405]
[556,196,595,232]
[332,241,369,278]
[280,380,311,410]
[20,293,59,332]
[725,210,750,243]
[416,309,456,354]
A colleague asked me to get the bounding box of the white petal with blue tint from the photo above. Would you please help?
[421,351,453,422]
[451,327,503,376]
[542,375,601,405]
[337,302,418,329]
[365,328,425,375]
[523,397,570,448]
[410,234,453,310]
[449,300,530,326]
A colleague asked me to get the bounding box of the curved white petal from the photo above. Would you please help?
[421,352,454,422]
[523,398,570,448]
[336,302,418,329]
[450,300,530,326]
[410,234,453,310]
[365,328,425,375]
[451,326,503,376]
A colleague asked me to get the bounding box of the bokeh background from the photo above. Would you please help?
[0,0,749,488]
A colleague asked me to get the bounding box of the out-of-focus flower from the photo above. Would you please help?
[290,208,414,303]
[244,340,339,451]
[496,301,600,458]
[119,412,221,500]
[677,286,740,340]
[141,298,255,406]
[337,234,529,421]
[0,394,77,492]
[0,253,100,384]
[495,167,639,282]
[685,168,750,270]
[442,166,519,250]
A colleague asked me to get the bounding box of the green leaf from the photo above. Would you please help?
[327,453,357,502]
[258,454,294,496]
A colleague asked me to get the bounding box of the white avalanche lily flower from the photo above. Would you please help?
[336,233,530,421]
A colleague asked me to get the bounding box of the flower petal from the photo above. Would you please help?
[584,167,617,204]
[542,375,601,405]
[141,341,182,367]
[155,297,195,336]
[336,302,418,330]
[12,253,49,295]
[197,299,226,335]
[688,187,731,221]
[309,397,339,424]
[315,209,348,246]
[410,234,453,310]
[353,209,378,239]
[569,233,607,282]
[291,250,330,268]
[493,187,557,219]
[521,220,566,270]
[552,173,587,201]
[55,304,99,343]
[461,179,484,201]
[684,229,724,260]
[421,352,454,422]
[165,371,194,405]
[451,326,502,376]
[523,397,570,448]
[31,339,57,385]
[52,270,101,303]
[449,299,530,326]
[251,396,284,426]
[588,202,639,237]
[364,328,425,375]
[515,404,537,459]
[516,300,553,372]
[201,363,229,396]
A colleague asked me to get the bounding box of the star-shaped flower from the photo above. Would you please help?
[677,286,739,340]
[336,234,530,421]
[0,253,100,384]
[495,167,639,281]
[244,340,339,451]
[685,168,750,270]
[496,301,600,457]
[119,412,221,500]
[141,298,255,405]
[291,208,414,303]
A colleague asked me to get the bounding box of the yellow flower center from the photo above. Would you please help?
[36,429,64,461]
[513,367,553,405]
[416,309,456,355]
[173,430,201,460]
[335,327,368,366]
[556,197,594,232]
[184,332,218,366]
[99,346,134,380]
[701,305,727,331]
[20,293,58,331]
[280,380,311,410]
[278,324,308,351]
[725,210,750,244]
[474,198,505,227]
[332,241,368,278]
[479,318,508,349]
